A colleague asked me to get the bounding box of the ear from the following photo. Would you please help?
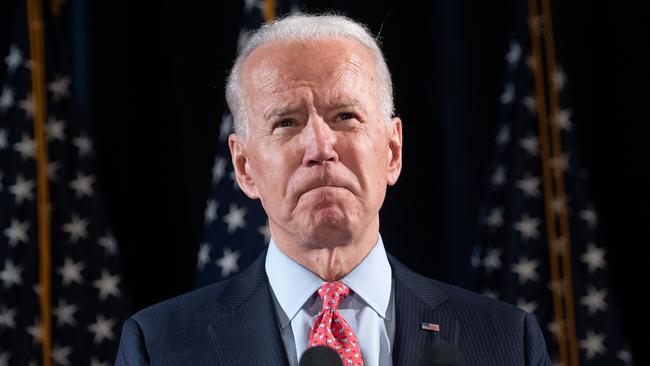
[386,117,403,186]
[228,134,260,199]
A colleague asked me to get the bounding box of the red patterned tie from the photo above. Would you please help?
[308,281,364,366]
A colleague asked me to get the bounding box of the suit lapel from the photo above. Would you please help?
[207,251,289,365]
[389,255,460,366]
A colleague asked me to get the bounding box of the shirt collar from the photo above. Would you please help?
[265,235,392,328]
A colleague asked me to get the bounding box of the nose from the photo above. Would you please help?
[301,116,339,167]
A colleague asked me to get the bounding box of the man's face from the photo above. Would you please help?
[229,38,402,248]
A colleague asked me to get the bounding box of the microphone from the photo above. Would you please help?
[299,346,344,366]
[418,340,467,366]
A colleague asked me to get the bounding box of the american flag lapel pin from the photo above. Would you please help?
[421,322,440,332]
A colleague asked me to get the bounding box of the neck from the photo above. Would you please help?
[272,219,379,281]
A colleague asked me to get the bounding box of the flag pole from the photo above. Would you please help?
[26,0,52,365]
[527,0,569,364]
[540,0,580,364]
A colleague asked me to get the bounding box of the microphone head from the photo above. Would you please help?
[299,346,344,366]
[419,340,466,366]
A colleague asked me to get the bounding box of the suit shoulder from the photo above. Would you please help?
[130,280,229,327]
[433,279,527,320]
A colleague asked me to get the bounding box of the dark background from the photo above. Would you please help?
[4,0,646,362]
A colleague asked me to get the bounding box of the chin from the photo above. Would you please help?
[303,213,354,248]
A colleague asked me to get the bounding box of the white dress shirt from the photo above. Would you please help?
[265,235,395,366]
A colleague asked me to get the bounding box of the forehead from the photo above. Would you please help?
[241,38,378,105]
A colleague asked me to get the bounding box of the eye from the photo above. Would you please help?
[277,118,294,128]
[337,112,356,121]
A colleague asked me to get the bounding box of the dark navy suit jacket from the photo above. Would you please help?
[116,251,551,365]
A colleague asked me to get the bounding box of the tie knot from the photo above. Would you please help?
[317,281,350,310]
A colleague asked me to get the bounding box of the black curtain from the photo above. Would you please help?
[85,0,648,362]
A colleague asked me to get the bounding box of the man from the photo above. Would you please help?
[116,14,551,366]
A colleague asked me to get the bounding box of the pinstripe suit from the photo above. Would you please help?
[116,251,551,365]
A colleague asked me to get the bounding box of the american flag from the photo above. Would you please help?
[0,1,126,365]
[194,0,301,287]
[471,0,633,365]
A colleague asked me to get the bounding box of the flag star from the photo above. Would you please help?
[204,200,218,224]
[581,243,606,273]
[57,257,84,286]
[0,306,17,329]
[580,286,608,315]
[229,171,240,190]
[212,157,227,184]
[47,75,71,102]
[516,174,541,198]
[52,299,78,327]
[580,207,598,229]
[47,160,61,181]
[519,136,539,156]
[3,217,30,246]
[516,298,538,314]
[506,41,522,66]
[220,113,233,141]
[27,320,42,345]
[547,320,563,339]
[197,242,212,270]
[93,270,121,300]
[512,257,540,284]
[491,166,506,186]
[69,172,95,198]
[514,213,540,241]
[258,220,271,243]
[496,125,510,145]
[549,153,570,175]
[500,83,514,104]
[580,330,606,360]
[553,68,566,91]
[4,45,22,74]
[90,358,109,366]
[98,233,119,256]
[482,289,498,299]
[63,214,89,243]
[0,87,14,113]
[51,344,72,366]
[554,236,567,255]
[0,260,23,288]
[482,248,502,273]
[522,95,537,114]
[617,349,632,362]
[9,174,35,204]
[216,247,241,277]
[237,29,251,53]
[551,195,567,215]
[88,315,115,344]
[528,15,544,35]
[526,55,537,71]
[484,207,504,230]
[18,93,34,119]
[73,134,93,157]
[14,133,36,160]
[555,109,573,131]
[46,117,66,141]
[548,278,566,297]
[243,0,264,13]
[223,204,247,234]
[0,350,9,366]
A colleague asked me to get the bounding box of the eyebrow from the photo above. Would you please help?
[263,105,302,121]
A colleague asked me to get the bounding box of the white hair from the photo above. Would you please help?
[225,13,395,138]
